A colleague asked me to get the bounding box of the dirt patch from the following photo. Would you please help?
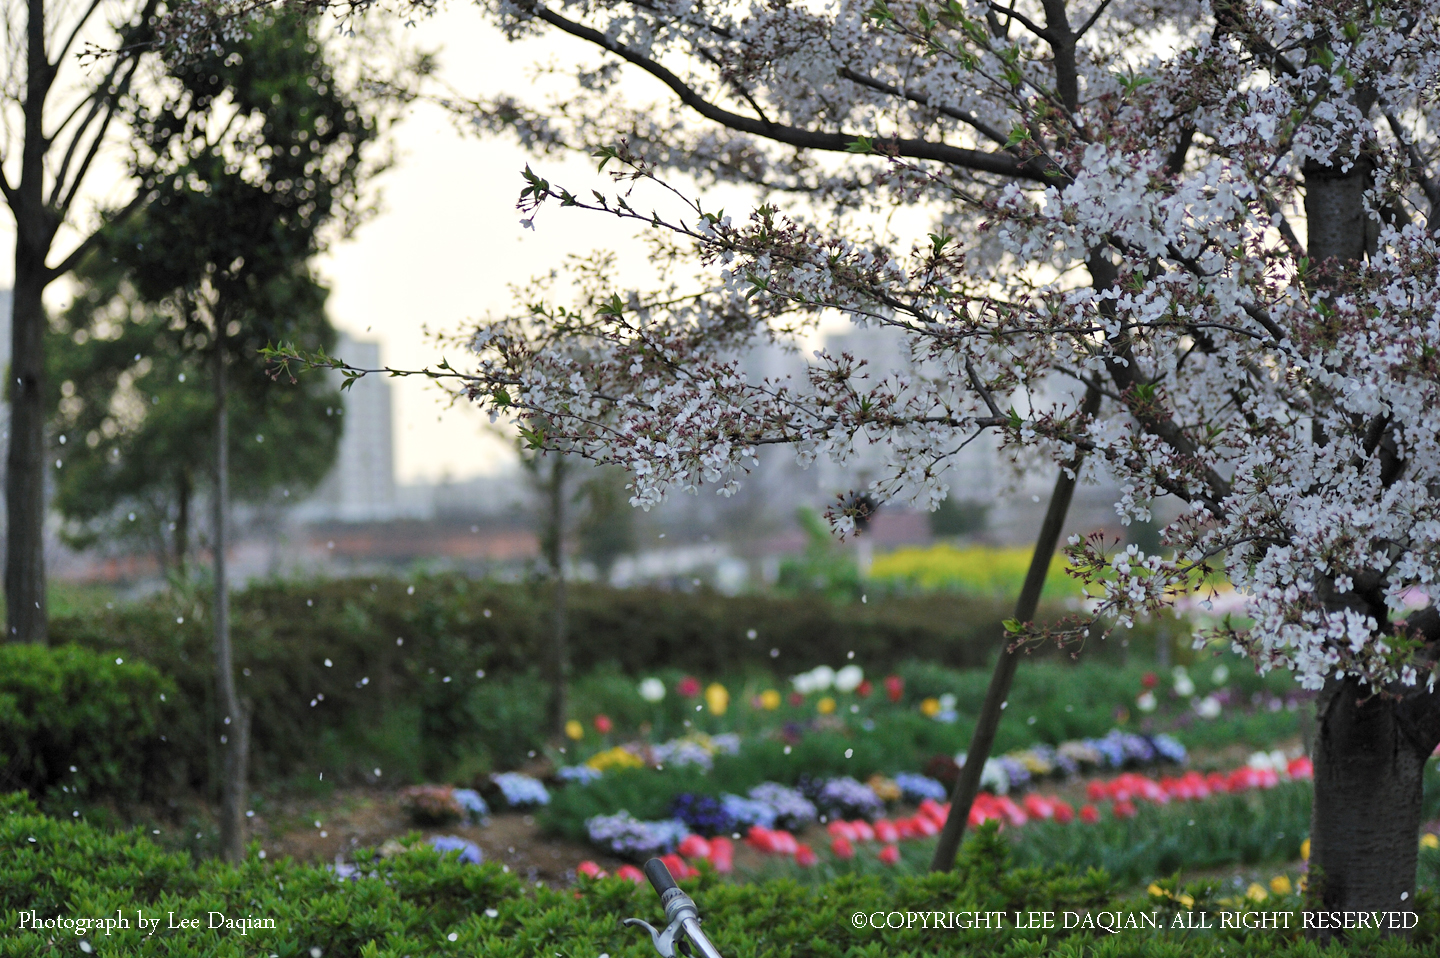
[250,788,625,883]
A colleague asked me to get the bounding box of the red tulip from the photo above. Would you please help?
[678,835,712,860]
[1112,799,1138,819]
[856,679,873,698]
[831,836,855,859]
[874,819,900,844]
[616,865,645,884]
[576,860,607,879]
[878,844,900,866]
[709,836,734,873]
[677,676,701,697]
[789,692,805,707]
[661,853,695,879]
[1079,803,1100,824]
[1141,671,1159,689]
[594,714,613,734]
[884,675,904,703]
[794,843,818,867]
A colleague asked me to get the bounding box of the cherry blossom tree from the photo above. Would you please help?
[263,0,1440,916]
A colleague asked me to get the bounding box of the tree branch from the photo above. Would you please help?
[530,6,1048,183]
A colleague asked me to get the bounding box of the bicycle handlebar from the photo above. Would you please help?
[644,858,678,897]
[622,858,725,958]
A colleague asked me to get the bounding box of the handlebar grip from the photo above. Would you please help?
[643,858,678,896]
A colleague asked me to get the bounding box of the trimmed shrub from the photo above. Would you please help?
[0,645,175,801]
[1,792,1437,957]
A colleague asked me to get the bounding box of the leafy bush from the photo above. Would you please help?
[0,645,175,802]
[42,574,1177,791]
[2,792,1438,957]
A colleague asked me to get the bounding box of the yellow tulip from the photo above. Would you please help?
[817,696,836,715]
[1147,883,1166,898]
[586,747,644,771]
[1300,838,1310,861]
[1421,833,1439,850]
[759,689,781,710]
[1245,883,1268,902]
[705,683,730,716]
[920,697,941,718]
[1269,875,1292,896]
[564,720,584,741]
[1177,894,1194,909]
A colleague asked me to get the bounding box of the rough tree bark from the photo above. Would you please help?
[5,0,58,644]
[212,337,249,862]
[4,0,158,643]
[1301,96,1440,918]
[1309,675,1440,915]
[6,262,49,643]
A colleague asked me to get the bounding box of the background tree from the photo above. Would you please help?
[575,465,636,582]
[47,254,342,575]
[96,8,385,861]
[1,0,167,642]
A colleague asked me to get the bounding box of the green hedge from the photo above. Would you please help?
[2,793,1437,957]
[42,575,1172,788]
[0,645,175,801]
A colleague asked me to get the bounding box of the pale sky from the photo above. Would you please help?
[316,10,662,482]
[0,6,673,484]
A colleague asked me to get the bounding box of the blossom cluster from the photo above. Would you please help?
[435,0,1440,703]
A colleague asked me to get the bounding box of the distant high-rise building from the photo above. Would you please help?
[295,333,398,521]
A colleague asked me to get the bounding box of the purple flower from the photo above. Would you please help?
[670,793,737,837]
[816,777,885,821]
[747,783,816,831]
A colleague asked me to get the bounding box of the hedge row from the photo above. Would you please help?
[39,575,1167,789]
[0,645,174,800]
[2,793,1436,958]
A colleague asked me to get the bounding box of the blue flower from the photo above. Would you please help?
[1152,734,1187,763]
[556,765,604,785]
[720,793,777,829]
[893,772,949,803]
[430,835,483,864]
[451,788,489,822]
[585,812,689,856]
[492,772,550,807]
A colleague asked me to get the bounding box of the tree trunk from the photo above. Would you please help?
[543,454,570,740]
[212,340,248,862]
[930,387,1100,871]
[5,262,49,643]
[175,467,192,573]
[1309,677,1438,920]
